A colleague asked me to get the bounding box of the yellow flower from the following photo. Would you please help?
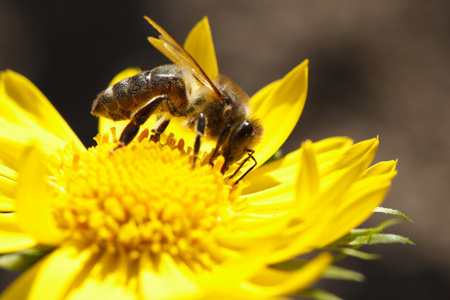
[0,17,397,299]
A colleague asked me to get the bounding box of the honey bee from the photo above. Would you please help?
[91,16,263,183]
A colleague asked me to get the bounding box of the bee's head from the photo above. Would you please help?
[221,119,263,174]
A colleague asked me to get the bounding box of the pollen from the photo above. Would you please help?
[49,131,241,270]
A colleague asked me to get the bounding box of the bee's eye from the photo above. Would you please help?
[232,120,253,143]
[222,120,254,173]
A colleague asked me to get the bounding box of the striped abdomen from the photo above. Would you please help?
[91,65,188,121]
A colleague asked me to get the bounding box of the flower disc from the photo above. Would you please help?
[50,134,239,271]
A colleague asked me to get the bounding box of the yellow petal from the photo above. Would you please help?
[66,251,137,300]
[0,166,16,199]
[318,138,379,209]
[218,215,292,249]
[339,165,397,220]
[244,253,332,297]
[251,60,308,166]
[25,243,97,300]
[243,164,297,195]
[0,196,14,213]
[313,136,354,166]
[183,16,219,79]
[362,160,398,178]
[250,80,280,114]
[266,139,384,260]
[201,243,283,293]
[0,163,17,181]
[0,231,36,253]
[266,229,321,264]
[295,140,320,204]
[139,253,201,300]
[16,143,64,245]
[0,254,43,300]
[318,172,397,247]
[0,212,36,253]
[323,137,378,173]
[0,243,95,299]
[244,136,353,194]
[0,213,21,232]
[0,70,83,150]
[245,184,295,214]
[0,118,69,170]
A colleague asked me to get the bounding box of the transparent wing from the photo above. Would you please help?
[144,16,222,99]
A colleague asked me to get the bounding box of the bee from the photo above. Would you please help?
[91,16,263,183]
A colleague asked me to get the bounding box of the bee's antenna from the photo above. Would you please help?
[230,150,257,185]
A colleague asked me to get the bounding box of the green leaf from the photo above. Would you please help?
[270,258,306,271]
[323,247,380,260]
[0,247,53,271]
[352,218,403,234]
[349,233,414,246]
[330,218,404,247]
[271,257,365,282]
[298,289,343,300]
[323,265,365,282]
[374,207,413,222]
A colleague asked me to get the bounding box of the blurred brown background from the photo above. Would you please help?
[1,0,449,299]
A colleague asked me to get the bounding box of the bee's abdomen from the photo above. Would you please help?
[91,65,187,121]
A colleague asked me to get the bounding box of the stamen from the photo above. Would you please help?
[49,132,241,270]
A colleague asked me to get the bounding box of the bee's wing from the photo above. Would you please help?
[145,16,222,99]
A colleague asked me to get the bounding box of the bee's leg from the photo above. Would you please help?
[209,124,231,166]
[112,95,167,152]
[150,117,170,143]
[149,96,191,142]
[193,112,206,167]
[229,149,257,185]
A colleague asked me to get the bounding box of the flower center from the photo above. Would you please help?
[49,131,241,269]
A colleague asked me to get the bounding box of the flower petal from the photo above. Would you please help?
[66,251,137,300]
[0,165,17,199]
[261,138,383,262]
[0,118,69,170]
[0,243,98,300]
[0,255,43,300]
[0,232,36,253]
[324,163,398,243]
[295,140,320,204]
[16,143,64,245]
[322,137,378,175]
[139,253,201,300]
[183,16,219,80]
[316,184,396,249]
[0,196,14,213]
[251,60,308,166]
[34,244,98,300]
[0,163,17,182]
[245,184,295,214]
[318,138,379,210]
[244,253,332,297]
[362,160,398,178]
[250,80,280,114]
[0,70,83,149]
[0,213,36,253]
[244,136,353,194]
[313,136,354,166]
